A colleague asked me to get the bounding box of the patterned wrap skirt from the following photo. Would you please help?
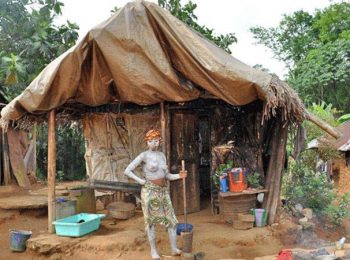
[141,181,178,231]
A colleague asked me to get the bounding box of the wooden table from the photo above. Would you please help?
[219,189,268,222]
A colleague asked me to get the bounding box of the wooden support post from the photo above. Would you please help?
[0,131,1,184]
[2,131,11,185]
[160,102,166,154]
[306,111,341,139]
[263,119,288,224]
[33,123,37,177]
[48,110,56,233]
[165,105,171,165]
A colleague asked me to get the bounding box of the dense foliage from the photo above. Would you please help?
[0,0,83,181]
[283,103,348,224]
[0,0,79,100]
[36,123,86,181]
[283,162,335,211]
[250,2,350,113]
[252,3,350,222]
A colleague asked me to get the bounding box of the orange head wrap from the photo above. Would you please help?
[144,129,162,142]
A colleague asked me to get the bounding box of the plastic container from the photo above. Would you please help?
[9,230,32,252]
[56,199,77,220]
[253,208,268,227]
[176,223,194,235]
[228,168,247,192]
[220,176,228,192]
[53,213,105,237]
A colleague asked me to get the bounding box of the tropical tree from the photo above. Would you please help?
[250,2,350,113]
[0,0,79,100]
[0,0,83,181]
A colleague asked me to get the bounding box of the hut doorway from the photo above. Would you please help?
[169,111,200,214]
[198,114,211,200]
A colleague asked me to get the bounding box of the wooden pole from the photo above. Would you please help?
[0,131,2,185]
[48,110,56,233]
[306,111,341,139]
[33,123,37,178]
[160,102,166,154]
[181,160,187,231]
[2,131,11,185]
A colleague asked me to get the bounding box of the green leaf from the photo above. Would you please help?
[338,114,350,124]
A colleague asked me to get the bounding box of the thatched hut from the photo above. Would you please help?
[0,1,336,232]
[308,120,350,194]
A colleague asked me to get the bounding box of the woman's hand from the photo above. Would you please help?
[179,170,187,179]
[139,179,146,185]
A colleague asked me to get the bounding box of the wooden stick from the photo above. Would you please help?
[165,104,171,166]
[48,110,56,233]
[182,160,187,231]
[2,131,11,185]
[306,111,341,139]
[160,102,166,154]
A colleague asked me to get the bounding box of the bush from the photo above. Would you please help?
[283,161,335,212]
[325,193,350,225]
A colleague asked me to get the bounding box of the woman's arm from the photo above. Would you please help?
[124,152,147,185]
[162,153,181,181]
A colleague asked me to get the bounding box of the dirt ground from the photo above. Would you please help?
[0,187,345,260]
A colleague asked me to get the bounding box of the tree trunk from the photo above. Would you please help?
[263,117,288,224]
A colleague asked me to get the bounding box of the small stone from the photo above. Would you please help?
[302,208,313,219]
[295,203,303,212]
[50,253,62,260]
[298,217,308,224]
[335,250,350,258]
[300,221,315,230]
[292,251,313,260]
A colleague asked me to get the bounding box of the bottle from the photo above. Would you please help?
[336,237,346,250]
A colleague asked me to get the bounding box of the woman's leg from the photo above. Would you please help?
[147,225,160,260]
[167,227,181,256]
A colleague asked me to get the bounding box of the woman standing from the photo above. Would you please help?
[124,129,187,260]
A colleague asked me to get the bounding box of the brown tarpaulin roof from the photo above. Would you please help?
[0,1,305,125]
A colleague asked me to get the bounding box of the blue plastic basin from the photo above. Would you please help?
[53,213,105,237]
[176,223,193,235]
